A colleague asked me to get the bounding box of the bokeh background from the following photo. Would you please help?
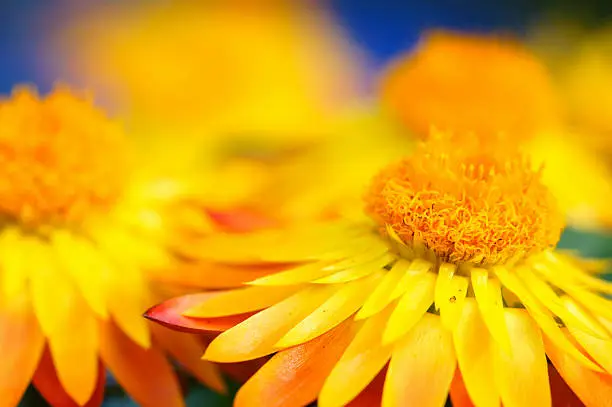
[2,1,612,406]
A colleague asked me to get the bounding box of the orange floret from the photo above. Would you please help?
[0,86,128,226]
[381,30,560,140]
[364,133,564,265]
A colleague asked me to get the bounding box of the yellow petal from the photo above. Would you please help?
[48,293,100,405]
[0,228,29,304]
[356,259,413,320]
[439,274,469,332]
[562,296,612,373]
[383,272,435,345]
[50,230,109,319]
[518,266,602,338]
[471,268,511,354]
[453,298,499,407]
[318,304,395,407]
[493,309,551,407]
[313,253,394,284]
[495,266,602,371]
[389,258,433,298]
[276,272,382,347]
[184,285,303,318]
[434,262,457,311]
[204,285,338,362]
[248,261,337,286]
[383,313,456,407]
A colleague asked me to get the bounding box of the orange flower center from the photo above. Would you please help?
[364,135,564,265]
[0,86,128,227]
[381,30,560,140]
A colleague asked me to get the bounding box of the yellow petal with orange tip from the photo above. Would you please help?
[0,290,45,407]
[313,253,393,284]
[183,285,303,318]
[453,299,499,407]
[50,230,108,318]
[471,268,511,354]
[356,259,414,320]
[47,292,100,405]
[276,272,382,348]
[439,274,468,332]
[205,285,338,362]
[544,329,612,407]
[149,323,226,394]
[434,262,457,311]
[382,313,456,407]
[493,308,551,407]
[495,265,602,371]
[318,304,395,407]
[0,227,29,303]
[99,319,185,407]
[383,272,435,345]
[235,319,359,407]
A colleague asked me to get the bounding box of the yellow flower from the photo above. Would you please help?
[148,132,612,407]
[0,86,236,407]
[381,29,612,231]
[49,0,365,146]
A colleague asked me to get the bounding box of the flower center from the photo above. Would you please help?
[0,86,128,227]
[364,133,565,266]
[381,30,560,140]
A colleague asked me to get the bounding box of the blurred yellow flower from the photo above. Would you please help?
[148,133,612,407]
[380,30,612,231]
[49,0,365,147]
[0,86,253,407]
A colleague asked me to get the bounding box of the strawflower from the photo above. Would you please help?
[381,29,612,231]
[48,0,365,146]
[148,132,612,407]
[0,85,260,407]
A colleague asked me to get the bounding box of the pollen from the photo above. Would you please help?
[364,133,565,266]
[380,30,560,140]
[0,86,128,227]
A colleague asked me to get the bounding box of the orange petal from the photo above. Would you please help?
[145,293,255,333]
[234,318,358,407]
[548,362,584,407]
[494,309,551,407]
[382,313,456,407]
[99,319,185,407]
[449,370,475,407]
[32,346,105,407]
[150,323,227,394]
[545,328,612,406]
[346,368,387,407]
[47,293,99,405]
[0,292,45,407]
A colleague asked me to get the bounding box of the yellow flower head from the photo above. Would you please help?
[0,85,240,407]
[364,135,563,265]
[0,86,127,226]
[381,30,560,139]
[149,130,612,407]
